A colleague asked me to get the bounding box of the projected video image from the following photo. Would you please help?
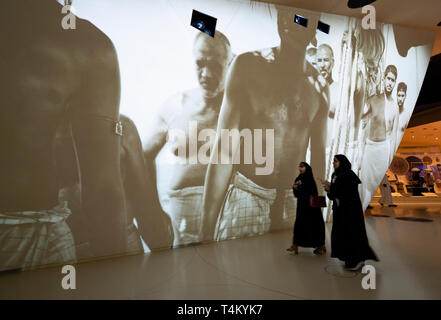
[0,0,433,271]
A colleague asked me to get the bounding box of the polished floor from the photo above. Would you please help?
[1,203,440,300]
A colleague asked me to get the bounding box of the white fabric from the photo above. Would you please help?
[161,186,204,246]
[215,172,296,241]
[359,138,390,210]
[0,202,76,272]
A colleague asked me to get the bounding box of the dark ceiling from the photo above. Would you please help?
[415,53,441,111]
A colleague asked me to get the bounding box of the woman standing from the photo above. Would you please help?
[322,155,378,270]
[287,162,326,255]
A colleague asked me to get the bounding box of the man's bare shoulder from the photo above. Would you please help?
[389,98,398,110]
[234,47,277,70]
[65,18,120,117]
[119,114,136,129]
[224,47,276,88]
[72,18,118,64]
[158,91,186,123]
[251,47,277,61]
[182,88,203,102]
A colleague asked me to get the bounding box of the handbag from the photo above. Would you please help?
[309,195,327,208]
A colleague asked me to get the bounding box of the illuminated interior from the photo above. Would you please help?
[373,119,441,199]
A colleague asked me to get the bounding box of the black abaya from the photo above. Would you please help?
[292,176,325,248]
[327,169,378,265]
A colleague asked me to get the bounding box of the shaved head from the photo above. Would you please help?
[194,30,232,62]
[317,44,334,81]
[193,30,233,98]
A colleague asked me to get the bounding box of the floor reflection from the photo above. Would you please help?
[1,204,440,299]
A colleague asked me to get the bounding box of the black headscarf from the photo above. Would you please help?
[332,154,361,184]
[296,162,318,195]
[334,155,352,174]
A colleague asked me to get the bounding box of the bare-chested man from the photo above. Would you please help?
[143,31,233,246]
[0,1,127,270]
[396,82,409,135]
[359,65,399,210]
[317,44,338,142]
[201,7,329,242]
[55,113,174,258]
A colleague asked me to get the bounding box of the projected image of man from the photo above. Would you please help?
[317,44,338,142]
[396,82,409,135]
[359,65,399,210]
[143,31,233,246]
[201,7,330,242]
[0,1,128,270]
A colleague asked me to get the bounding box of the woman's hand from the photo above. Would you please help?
[319,179,331,192]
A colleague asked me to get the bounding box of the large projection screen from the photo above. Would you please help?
[0,0,434,271]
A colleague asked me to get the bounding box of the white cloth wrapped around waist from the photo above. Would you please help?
[0,201,71,225]
[0,201,76,271]
[160,185,204,247]
[215,171,295,241]
[359,138,390,210]
[230,171,277,201]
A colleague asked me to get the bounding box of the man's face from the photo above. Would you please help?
[317,47,334,80]
[384,71,396,95]
[397,89,407,107]
[277,8,319,50]
[193,39,230,98]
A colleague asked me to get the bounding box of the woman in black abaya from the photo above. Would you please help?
[287,162,326,255]
[322,155,378,270]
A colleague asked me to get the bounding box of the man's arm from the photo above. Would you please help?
[121,115,173,250]
[69,27,126,257]
[142,102,174,249]
[200,55,246,241]
[390,111,399,164]
[360,97,373,135]
[361,97,373,120]
[328,86,336,119]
